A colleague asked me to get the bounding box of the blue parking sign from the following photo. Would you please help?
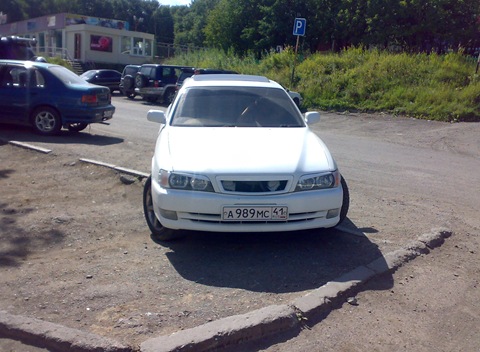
[293,18,306,36]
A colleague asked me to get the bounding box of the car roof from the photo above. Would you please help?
[183,74,282,89]
[0,59,57,68]
[141,64,193,69]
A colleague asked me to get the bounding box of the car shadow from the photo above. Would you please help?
[0,123,123,146]
[157,219,392,295]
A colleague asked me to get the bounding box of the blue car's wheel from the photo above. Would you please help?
[31,106,62,135]
[67,123,88,132]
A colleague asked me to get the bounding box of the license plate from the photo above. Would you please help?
[103,110,113,118]
[222,206,288,221]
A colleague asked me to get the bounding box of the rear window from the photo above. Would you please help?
[50,66,86,85]
[124,66,139,75]
[139,66,154,77]
[80,71,96,79]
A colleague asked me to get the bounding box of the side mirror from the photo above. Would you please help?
[304,111,320,125]
[147,109,166,124]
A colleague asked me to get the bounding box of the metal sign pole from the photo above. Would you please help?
[291,35,300,86]
[291,18,306,87]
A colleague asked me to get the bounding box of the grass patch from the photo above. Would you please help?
[164,47,480,122]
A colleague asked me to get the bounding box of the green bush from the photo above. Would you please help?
[166,47,480,122]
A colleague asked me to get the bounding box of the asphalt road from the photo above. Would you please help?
[1,95,479,234]
[0,94,163,173]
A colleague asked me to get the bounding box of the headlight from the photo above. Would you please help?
[295,171,339,191]
[159,170,214,192]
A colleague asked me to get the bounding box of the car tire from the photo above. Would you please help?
[163,88,176,105]
[337,176,350,225]
[126,91,136,99]
[135,74,147,88]
[143,176,184,241]
[31,106,62,135]
[67,123,88,132]
[123,75,134,90]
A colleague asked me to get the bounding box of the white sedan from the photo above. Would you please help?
[143,74,349,241]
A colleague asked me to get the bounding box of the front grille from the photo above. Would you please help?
[221,180,288,193]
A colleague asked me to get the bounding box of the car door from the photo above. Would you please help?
[0,64,31,124]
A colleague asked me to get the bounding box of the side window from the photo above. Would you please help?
[0,67,14,87]
[152,67,161,80]
[8,67,28,87]
[0,67,45,88]
[162,67,178,83]
[32,69,45,88]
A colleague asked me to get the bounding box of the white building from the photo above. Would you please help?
[0,13,155,66]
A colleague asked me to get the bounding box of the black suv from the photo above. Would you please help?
[119,64,141,99]
[175,67,238,91]
[0,36,45,61]
[134,64,193,105]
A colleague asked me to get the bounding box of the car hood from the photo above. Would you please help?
[161,127,336,174]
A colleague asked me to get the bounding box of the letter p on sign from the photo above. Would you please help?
[293,18,306,36]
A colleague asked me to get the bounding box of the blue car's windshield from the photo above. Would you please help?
[171,86,305,128]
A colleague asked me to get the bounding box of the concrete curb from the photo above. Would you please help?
[0,310,130,352]
[141,305,299,352]
[0,225,452,352]
[7,140,52,154]
[2,143,453,351]
[79,158,150,179]
[139,228,452,352]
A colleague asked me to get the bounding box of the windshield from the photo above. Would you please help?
[80,71,96,79]
[171,86,305,128]
[50,66,88,85]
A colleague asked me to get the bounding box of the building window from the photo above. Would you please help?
[133,37,143,55]
[121,36,152,57]
[121,36,131,55]
[38,33,45,54]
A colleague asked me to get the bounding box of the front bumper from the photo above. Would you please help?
[135,87,165,97]
[151,178,343,233]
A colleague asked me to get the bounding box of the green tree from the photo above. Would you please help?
[153,6,174,43]
[0,0,28,22]
[173,0,219,47]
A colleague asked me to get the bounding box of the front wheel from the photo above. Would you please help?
[126,91,136,99]
[31,106,62,135]
[337,176,350,225]
[163,88,176,105]
[67,122,88,132]
[143,176,184,241]
[146,96,158,103]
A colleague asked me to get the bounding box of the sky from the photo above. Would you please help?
[157,0,192,6]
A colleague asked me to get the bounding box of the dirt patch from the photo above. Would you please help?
[0,143,387,349]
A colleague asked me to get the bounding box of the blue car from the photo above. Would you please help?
[0,60,115,135]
